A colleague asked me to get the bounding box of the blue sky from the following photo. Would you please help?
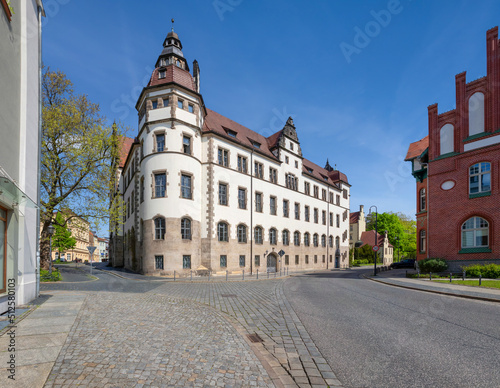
[42,0,500,225]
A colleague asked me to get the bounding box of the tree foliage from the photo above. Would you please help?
[52,212,76,254]
[40,68,124,269]
[366,212,416,258]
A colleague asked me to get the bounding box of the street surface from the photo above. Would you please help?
[285,269,500,388]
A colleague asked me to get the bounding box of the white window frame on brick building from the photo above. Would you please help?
[469,162,491,195]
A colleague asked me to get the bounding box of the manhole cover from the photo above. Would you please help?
[221,294,238,298]
[247,333,264,343]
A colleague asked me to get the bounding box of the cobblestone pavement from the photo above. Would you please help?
[147,280,343,388]
[43,292,275,388]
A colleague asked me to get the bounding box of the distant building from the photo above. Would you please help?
[109,29,351,275]
[349,205,366,249]
[98,237,109,262]
[0,1,45,313]
[50,213,90,262]
[405,27,500,271]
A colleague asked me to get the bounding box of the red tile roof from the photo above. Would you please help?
[302,158,349,186]
[266,130,282,149]
[148,65,196,92]
[350,211,360,224]
[405,136,428,161]
[360,230,393,248]
[119,137,135,169]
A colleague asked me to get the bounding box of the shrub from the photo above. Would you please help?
[418,258,447,273]
[462,264,500,279]
[40,269,62,282]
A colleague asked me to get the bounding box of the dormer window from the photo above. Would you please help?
[158,70,166,79]
[227,130,237,138]
[252,141,261,149]
[306,167,313,174]
[160,58,166,66]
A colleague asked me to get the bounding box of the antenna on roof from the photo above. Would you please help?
[171,18,175,32]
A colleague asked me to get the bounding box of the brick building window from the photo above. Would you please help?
[218,222,228,242]
[154,217,165,240]
[419,230,426,253]
[183,255,191,269]
[237,224,247,243]
[469,162,491,195]
[155,255,164,270]
[181,218,191,240]
[420,188,426,211]
[461,217,489,248]
[254,226,263,244]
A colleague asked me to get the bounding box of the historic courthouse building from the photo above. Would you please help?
[406,27,500,271]
[110,29,351,275]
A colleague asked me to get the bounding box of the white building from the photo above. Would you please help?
[0,0,45,312]
[110,29,351,275]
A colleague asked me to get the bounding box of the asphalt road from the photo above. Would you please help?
[284,268,500,388]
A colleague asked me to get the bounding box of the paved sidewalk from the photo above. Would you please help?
[0,292,86,387]
[364,268,500,302]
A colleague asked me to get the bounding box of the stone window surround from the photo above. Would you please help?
[153,216,166,240]
[151,169,168,199]
[238,187,247,210]
[255,191,263,213]
[237,154,248,173]
[294,231,301,246]
[218,181,229,206]
[182,132,192,155]
[304,232,310,246]
[254,225,264,244]
[181,216,192,241]
[183,255,192,269]
[269,228,277,245]
[254,161,264,179]
[282,229,290,246]
[237,223,248,243]
[269,195,277,215]
[294,202,300,220]
[153,130,167,153]
[179,171,194,200]
[217,220,230,242]
[218,147,230,167]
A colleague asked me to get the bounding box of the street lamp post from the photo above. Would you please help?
[369,206,378,276]
[47,224,55,276]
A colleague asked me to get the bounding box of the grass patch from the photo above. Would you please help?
[40,268,62,282]
[54,259,70,264]
[434,279,500,289]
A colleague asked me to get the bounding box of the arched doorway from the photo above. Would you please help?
[267,252,278,273]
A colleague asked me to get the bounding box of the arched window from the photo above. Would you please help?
[304,232,310,246]
[321,234,326,247]
[269,228,277,245]
[329,235,333,248]
[468,92,485,136]
[419,230,426,253]
[254,226,263,244]
[440,124,454,155]
[335,236,340,249]
[420,188,426,211]
[313,233,319,247]
[181,218,191,240]
[237,224,247,243]
[461,217,489,248]
[469,162,491,194]
[154,217,165,240]
[218,222,228,242]
[282,230,289,246]
[294,231,301,246]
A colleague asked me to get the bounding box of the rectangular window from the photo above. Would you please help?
[154,173,166,198]
[283,200,289,217]
[322,255,325,263]
[159,70,166,79]
[285,255,289,265]
[314,255,318,264]
[295,203,300,220]
[322,189,327,200]
[183,255,191,269]
[314,186,319,198]
[181,174,192,199]
[237,155,247,173]
[156,133,165,152]
[305,206,310,222]
[322,211,326,225]
[220,255,227,268]
[155,255,164,270]
[140,177,144,203]
[269,167,277,183]
[152,100,158,109]
[239,255,245,267]
[336,214,340,228]
[270,196,277,215]
[178,99,184,109]
[286,174,297,190]
[183,136,191,155]
[305,255,309,264]
[219,183,228,205]
[255,255,260,267]
[163,97,169,107]
[254,162,263,178]
[255,192,263,212]
[304,182,310,195]
[343,189,348,199]
[188,104,194,113]
[329,192,334,204]
[330,212,333,227]
[218,148,229,167]
[295,255,299,265]
[336,195,340,205]
[238,188,246,209]
[314,208,318,223]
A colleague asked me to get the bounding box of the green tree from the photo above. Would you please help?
[52,212,76,257]
[40,68,124,270]
[366,212,416,259]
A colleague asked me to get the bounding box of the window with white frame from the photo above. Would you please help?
[181,174,192,199]
[219,183,228,205]
[461,217,489,248]
[218,148,229,167]
[154,217,166,240]
[270,196,277,215]
[218,222,229,242]
[154,173,166,198]
[469,162,491,194]
[156,133,165,152]
[181,218,191,240]
[420,188,426,211]
[419,230,426,252]
[237,224,247,243]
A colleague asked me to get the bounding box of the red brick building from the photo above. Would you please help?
[405,27,500,271]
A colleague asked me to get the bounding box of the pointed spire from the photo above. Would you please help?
[325,159,334,172]
[171,18,175,32]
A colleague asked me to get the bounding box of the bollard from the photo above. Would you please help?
[450,273,452,283]
[429,272,432,281]
[267,270,269,279]
[226,270,228,281]
[174,271,176,281]
[479,274,482,286]
[462,270,465,281]
[257,269,259,280]
[242,269,244,281]
[417,269,420,278]
[280,268,282,277]
[191,270,193,282]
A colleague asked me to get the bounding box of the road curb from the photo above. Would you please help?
[362,274,500,304]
